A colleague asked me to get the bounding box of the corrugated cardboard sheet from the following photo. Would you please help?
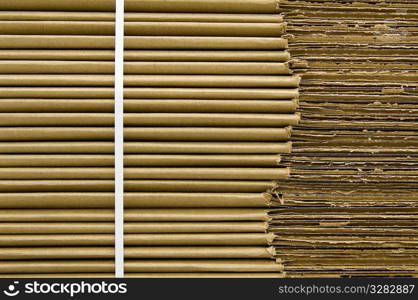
[1,0,416,278]
[275,0,418,277]
[0,0,295,277]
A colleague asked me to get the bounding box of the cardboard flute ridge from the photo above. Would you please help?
[0,222,268,234]
[0,21,288,36]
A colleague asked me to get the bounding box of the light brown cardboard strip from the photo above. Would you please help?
[0,113,299,127]
[124,0,281,13]
[0,192,274,208]
[0,0,115,11]
[0,233,273,246]
[0,75,299,86]
[0,50,290,61]
[125,273,284,278]
[0,180,114,192]
[120,127,292,141]
[0,61,114,74]
[0,154,281,167]
[0,142,292,153]
[0,274,115,278]
[124,180,276,192]
[0,99,115,113]
[0,11,115,21]
[126,260,283,272]
[0,87,113,98]
[0,261,114,274]
[0,99,298,113]
[0,259,282,274]
[0,193,114,208]
[0,12,283,23]
[0,0,281,13]
[0,155,117,167]
[0,273,284,278]
[0,142,115,153]
[158,127,295,141]
[0,21,116,35]
[0,87,298,99]
[126,99,297,113]
[0,209,115,222]
[124,192,271,208]
[0,247,274,259]
[0,62,293,75]
[125,167,289,180]
[0,167,290,180]
[125,50,290,61]
[0,50,115,60]
[0,128,292,141]
[130,87,300,99]
[0,36,288,50]
[0,208,269,222]
[0,247,115,260]
[0,180,275,193]
[128,208,270,222]
[0,222,267,234]
[0,21,286,37]
[123,22,286,36]
[124,13,283,23]
[123,141,292,153]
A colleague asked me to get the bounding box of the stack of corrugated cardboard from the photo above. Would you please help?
[274,0,418,277]
[0,0,298,277]
[1,0,416,278]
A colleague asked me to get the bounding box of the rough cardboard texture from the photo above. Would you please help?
[275,0,418,277]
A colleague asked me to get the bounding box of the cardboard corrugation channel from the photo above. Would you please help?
[0,0,297,277]
[275,0,418,277]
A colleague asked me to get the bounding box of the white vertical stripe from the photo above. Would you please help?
[114,0,124,278]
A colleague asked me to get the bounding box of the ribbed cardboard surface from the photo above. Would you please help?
[0,0,294,277]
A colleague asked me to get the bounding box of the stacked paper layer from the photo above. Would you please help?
[275,0,418,277]
[0,0,297,277]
